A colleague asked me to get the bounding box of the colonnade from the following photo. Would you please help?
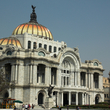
[55,91,90,106]
[4,63,103,90]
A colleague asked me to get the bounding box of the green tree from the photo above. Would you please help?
[0,68,15,93]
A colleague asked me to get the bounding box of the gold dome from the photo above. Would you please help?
[12,5,53,40]
[12,22,53,40]
[0,37,22,48]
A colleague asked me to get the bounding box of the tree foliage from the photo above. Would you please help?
[0,68,15,93]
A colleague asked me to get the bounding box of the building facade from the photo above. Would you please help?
[103,73,110,102]
[0,6,104,106]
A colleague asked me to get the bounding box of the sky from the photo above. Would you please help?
[0,0,110,77]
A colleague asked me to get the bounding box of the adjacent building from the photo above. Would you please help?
[0,6,104,107]
[103,72,110,102]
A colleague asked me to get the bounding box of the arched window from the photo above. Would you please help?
[44,44,47,50]
[54,46,56,52]
[49,45,52,52]
[28,41,31,49]
[39,43,42,48]
[33,42,37,49]
[94,62,98,66]
[7,51,12,55]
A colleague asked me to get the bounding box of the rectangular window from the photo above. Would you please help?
[54,46,56,52]
[49,45,52,52]
[44,44,47,50]
[33,42,36,49]
[104,94,106,98]
[28,41,31,49]
[39,43,42,48]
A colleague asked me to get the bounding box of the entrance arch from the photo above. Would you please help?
[95,94,101,104]
[38,93,44,104]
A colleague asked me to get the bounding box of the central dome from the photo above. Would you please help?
[12,22,53,40]
[12,5,53,40]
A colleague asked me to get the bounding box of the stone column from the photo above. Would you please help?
[82,93,84,105]
[52,75,54,85]
[85,72,87,87]
[61,76,64,87]
[11,64,15,82]
[45,66,51,85]
[75,72,77,86]
[91,73,93,89]
[28,64,30,84]
[73,72,74,86]
[29,64,33,84]
[33,64,37,85]
[69,92,71,105]
[38,73,40,83]
[56,69,61,86]
[15,64,18,83]
[77,71,80,86]
[61,92,63,106]
[85,94,87,104]
[70,71,74,87]
[18,63,24,85]
[57,92,59,106]
[65,77,67,86]
[86,94,88,104]
[76,92,78,105]
[89,73,90,88]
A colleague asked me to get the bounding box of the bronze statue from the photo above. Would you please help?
[31,5,36,13]
[47,84,55,97]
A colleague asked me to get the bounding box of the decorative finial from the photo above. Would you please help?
[32,5,36,13]
[29,5,37,23]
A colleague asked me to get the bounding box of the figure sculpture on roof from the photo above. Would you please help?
[31,5,36,13]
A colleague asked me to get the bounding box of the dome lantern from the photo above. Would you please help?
[29,5,38,23]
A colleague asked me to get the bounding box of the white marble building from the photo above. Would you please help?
[0,6,104,106]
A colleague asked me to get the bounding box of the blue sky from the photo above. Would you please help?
[0,0,110,77]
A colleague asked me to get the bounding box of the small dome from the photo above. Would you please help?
[0,37,22,48]
[12,22,53,40]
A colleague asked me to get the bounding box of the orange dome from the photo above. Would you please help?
[12,22,53,40]
[0,37,22,48]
